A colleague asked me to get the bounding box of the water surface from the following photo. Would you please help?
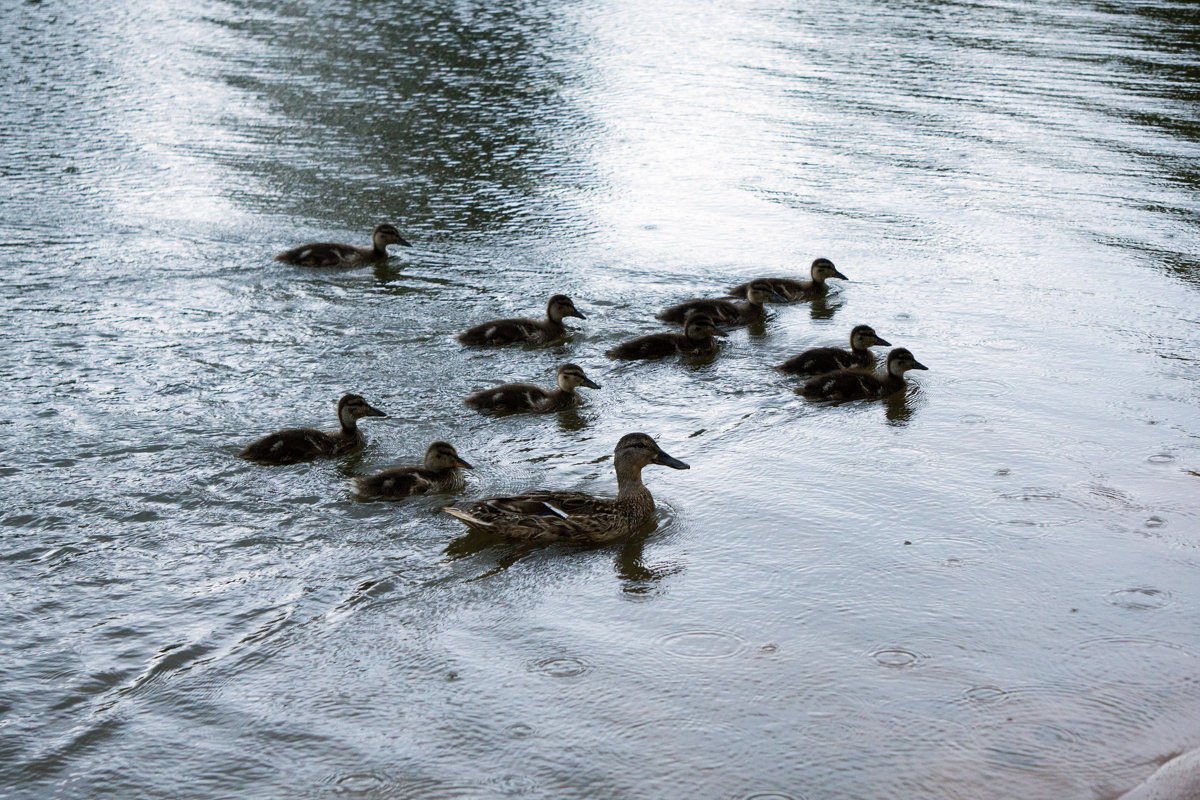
[3,0,1200,798]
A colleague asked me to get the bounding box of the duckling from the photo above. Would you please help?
[443,433,688,543]
[239,394,387,464]
[778,325,891,376]
[457,295,586,346]
[274,224,412,267]
[656,280,783,327]
[606,313,727,360]
[354,441,473,498]
[799,347,927,401]
[730,257,847,302]
[465,363,601,414]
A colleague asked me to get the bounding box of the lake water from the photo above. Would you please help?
[2,0,1199,798]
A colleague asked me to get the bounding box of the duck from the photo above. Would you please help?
[239,394,387,464]
[274,224,412,267]
[730,257,847,302]
[778,325,891,375]
[457,295,586,346]
[606,313,727,360]
[442,433,689,543]
[465,363,601,414]
[798,347,928,401]
[656,280,783,327]
[354,441,473,498]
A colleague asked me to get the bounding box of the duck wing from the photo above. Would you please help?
[239,427,341,463]
[779,346,855,376]
[354,466,434,498]
[457,317,545,346]
[274,242,364,267]
[464,382,551,412]
[606,332,680,360]
[656,298,739,325]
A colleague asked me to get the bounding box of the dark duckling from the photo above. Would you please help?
[606,313,727,360]
[778,325,891,376]
[799,347,927,401]
[274,224,412,267]
[239,394,387,464]
[730,257,847,302]
[457,295,586,346]
[656,280,783,327]
[354,441,473,499]
[465,363,601,414]
[442,433,688,543]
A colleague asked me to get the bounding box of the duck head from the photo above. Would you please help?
[811,257,848,283]
[373,223,412,249]
[850,324,890,350]
[683,313,728,341]
[557,363,601,391]
[424,441,473,471]
[885,347,929,377]
[547,294,586,323]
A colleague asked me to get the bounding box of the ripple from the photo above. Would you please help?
[870,646,924,669]
[973,718,1090,772]
[526,656,591,678]
[333,773,386,794]
[505,722,534,738]
[657,629,746,660]
[961,685,1011,706]
[958,414,988,424]
[1144,515,1167,528]
[1066,636,1197,688]
[983,487,1087,535]
[946,377,1013,398]
[1105,587,1170,610]
[1146,453,1175,464]
[742,793,802,800]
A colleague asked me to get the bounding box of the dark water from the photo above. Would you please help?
[3,0,1200,797]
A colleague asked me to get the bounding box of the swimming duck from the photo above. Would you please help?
[778,325,891,375]
[239,394,387,464]
[274,224,412,267]
[606,313,727,360]
[656,280,783,327]
[730,258,847,302]
[354,441,473,498]
[457,295,586,346]
[465,363,601,414]
[442,433,688,543]
[798,347,927,401]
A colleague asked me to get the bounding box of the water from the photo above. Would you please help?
[2,0,1199,797]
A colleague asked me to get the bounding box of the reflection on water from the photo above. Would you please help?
[2,0,1200,798]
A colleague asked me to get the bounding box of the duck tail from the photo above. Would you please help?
[442,506,492,529]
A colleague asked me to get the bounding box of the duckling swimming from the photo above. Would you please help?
[274,224,412,267]
[656,280,782,327]
[239,394,387,464]
[778,325,891,376]
[465,363,601,414]
[457,295,585,346]
[606,313,727,360]
[442,433,688,543]
[354,441,473,498]
[730,257,847,302]
[799,347,927,401]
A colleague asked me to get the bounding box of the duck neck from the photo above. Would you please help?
[548,387,576,409]
[615,463,649,501]
[338,411,359,436]
[371,234,389,257]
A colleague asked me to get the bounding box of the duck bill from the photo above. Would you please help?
[569,309,586,320]
[397,236,413,247]
[712,326,729,338]
[364,405,388,418]
[654,451,690,470]
[832,269,849,280]
[875,337,891,347]
[581,378,602,389]
[770,291,789,302]
[455,457,474,469]
[911,360,929,370]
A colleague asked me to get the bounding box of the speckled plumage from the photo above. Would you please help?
[799,347,928,401]
[442,433,689,543]
[457,295,585,346]
[465,364,601,413]
[730,258,847,302]
[779,325,890,376]
[274,224,411,267]
[607,313,727,360]
[355,442,472,499]
[239,394,387,464]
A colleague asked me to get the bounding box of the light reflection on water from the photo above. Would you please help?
[2,0,1200,798]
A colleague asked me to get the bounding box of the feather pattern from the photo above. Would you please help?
[239,394,387,464]
[274,224,411,267]
[730,258,847,302]
[799,347,928,401]
[458,295,585,346]
[355,441,472,498]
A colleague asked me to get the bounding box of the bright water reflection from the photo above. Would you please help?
[2,0,1200,798]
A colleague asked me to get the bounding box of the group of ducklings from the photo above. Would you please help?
[245,225,928,543]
